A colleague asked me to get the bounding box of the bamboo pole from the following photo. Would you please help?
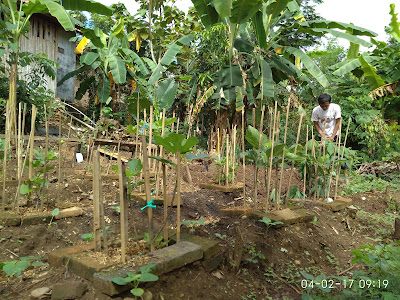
[303,126,309,200]
[149,106,153,171]
[241,109,246,199]
[314,120,326,200]
[327,126,341,200]
[28,105,37,179]
[155,109,166,197]
[309,127,316,197]
[334,118,351,199]
[162,162,168,243]
[141,134,155,252]
[266,102,277,209]
[40,105,50,210]
[57,114,62,204]
[252,108,255,127]
[2,100,11,208]
[277,99,291,208]
[93,149,102,252]
[273,111,281,204]
[118,153,129,263]
[254,106,265,206]
[232,125,237,183]
[176,150,181,243]
[14,103,22,208]
[225,134,229,186]
[284,113,304,204]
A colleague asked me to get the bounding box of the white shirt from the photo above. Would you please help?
[311,103,341,137]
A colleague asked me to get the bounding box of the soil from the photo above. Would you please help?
[1,140,399,300]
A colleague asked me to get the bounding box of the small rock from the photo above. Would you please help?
[295,226,300,231]
[241,215,247,219]
[51,281,87,299]
[310,259,316,264]
[31,287,51,299]
[142,290,153,300]
[64,183,69,188]
[308,228,313,233]
[294,260,301,265]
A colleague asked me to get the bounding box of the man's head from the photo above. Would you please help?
[318,93,331,111]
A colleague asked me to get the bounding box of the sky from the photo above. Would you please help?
[95,0,395,47]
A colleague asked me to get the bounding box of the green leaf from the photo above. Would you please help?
[154,78,178,110]
[302,20,377,37]
[58,65,89,87]
[80,233,94,241]
[0,47,6,58]
[139,272,159,282]
[305,28,372,47]
[251,11,267,48]
[60,0,113,16]
[108,55,126,84]
[213,0,232,18]
[154,133,198,155]
[3,260,31,277]
[266,0,291,21]
[359,56,385,90]
[98,76,111,103]
[39,0,74,31]
[230,0,262,25]
[131,288,144,296]
[260,57,274,98]
[191,0,219,29]
[20,184,31,195]
[389,4,400,43]
[112,276,130,285]
[121,48,149,76]
[76,76,96,100]
[127,159,142,176]
[245,125,268,149]
[81,52,99,65]
[148,156,175,165]
[82,27,106,49]
[111,19,124,38]
[51,208,59,217]
[285,47,329,88]
[140,264,156,274]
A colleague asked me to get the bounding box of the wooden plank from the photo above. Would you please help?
[98,148,129,163]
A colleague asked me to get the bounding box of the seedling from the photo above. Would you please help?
[258,217,283,234]
[181,219,206,233]
[144,232,168,250]
[80,226,113,241]
[47,208,59,229]
[1,256,45,277]
[112,264,159,299]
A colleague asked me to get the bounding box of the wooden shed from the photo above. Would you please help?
[8,13,76,102]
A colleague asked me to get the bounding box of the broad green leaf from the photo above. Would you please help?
[76,76,96,100]
[154,133,198,155]
[286,47,329,88]
[213,0,232,18]
[39,0,74,31]
[0,48,6,59]
[266,0,291,21]
[217,65,242,87]
[98,76,111,103]
[139,272,159,282]
[81,28,106,49]
[287,0,304,20]
[304,28,372,47]
[3,261,30,277]
[185,152,210,161]
[111,276,130,285]
[160,34,194,66]
[131,288,144,296]
[60,0,113,16]
[108,55,126,84]
[251,11,267,48]
[359,56,385,90]
[127,159,142,176]
[23,1,47,17]
[111,19,124,38]
[154,78,178,110]
[51,208,59,217]
[140,264,156,274]
[148,64,166,85]
[121,48,149,76]
[190,0,219,29]
[245,125,268,149]
[260,57,274,98]
[331,54,376,76]
[80,52,99,66]
[20,184,31,195]
[230,0,262,25]
[148,156,175,165]
[347,42,359,60]
[235,86,244,111]
[389,4,400,43]
[302,20,377,37]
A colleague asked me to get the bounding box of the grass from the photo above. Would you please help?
[342,172,400,195]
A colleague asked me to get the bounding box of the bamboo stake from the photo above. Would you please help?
[241,109,246,199]
[285,113,304,204]
[149,106,153,171]
[57,114,62,204]
[327,126,341,200]
[176,150,181,243]
[232,125,237,183]
[277,99,291,208]
[155,109,166,197]
[141,134,155,252]
[266,102,277,209]
[254,106,265,206]
[273,111,281,204]
[28,105,37,179]
[14,103,22,208]
[252,108,255,127]
[268,108,273,142]
[105,146,117,175]
[2,100,11,208]
[176,117,180,134]
[162,162,168,243]
[303,125,309,200]
[314,119,326,200]
[40,105,50,210]
[217,127,221,185]
[334,118,350,199]
[93,149,102,252]
[309,127,316,197]
[171,112,175,133]
[226,134,229,186]
[118,152,129,263]
[135,96,140,159]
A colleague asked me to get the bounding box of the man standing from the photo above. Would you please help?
[311,93,341,141]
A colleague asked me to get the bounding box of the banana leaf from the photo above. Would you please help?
[230,0,262,25]
[108,55,126,84]
[154,78,178,110]
[359,56,385,90]
[389,4,400,43]
[190,0,219,29]
[245,125,268,149]
[213,0,232,19]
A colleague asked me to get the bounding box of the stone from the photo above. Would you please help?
[48,243,94,268]
[93,242,203,296]
[219,206,252,217]
[21,212,52,226]
[31,287,51,298]
[169,232,220,260]
[142,290,153,300]
[0,212,21,226]
[199,182,244,193]
[249,208,315,226]
[323,201,347,212]
[54,207,83,219]
[51,281,87,299]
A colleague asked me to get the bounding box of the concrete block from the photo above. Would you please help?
[249,208,315,225]
[324,201,347,212]
[93,241,203,296]
[69,253,116,280]
[199,182,244,193]
[202,254,222,271]
[170,232,220,260]
[48,243,94,267]
[219,206,252,217]
[21,212,52,226]
[0,212,21,226]
[51,280,87,299]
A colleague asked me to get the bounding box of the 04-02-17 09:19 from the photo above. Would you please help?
[301,279,389,290]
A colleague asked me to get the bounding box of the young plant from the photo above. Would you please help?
[181,219,206,233]
[80,226,113,241]
[47,208,59,229]
[144,232,168,250]
[111,264,159,299]
[259,217,283,234]
[1,256,45,277]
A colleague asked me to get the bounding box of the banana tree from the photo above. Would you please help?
[0,0,112,134]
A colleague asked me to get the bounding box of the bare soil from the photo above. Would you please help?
[0,140,399,300]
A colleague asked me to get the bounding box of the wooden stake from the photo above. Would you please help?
[303,125,309,200]
[277,99,291,208]
[93,149,102,252]
[314,119,327,200]
[176,150,181,243]
[285,112,304,204]
[232,125,237,183]
[155,109,166,197]
[149,106,153,171]
[28,105,37,179]
[40,105,50,210]
[273,111,281,205]
[252,108,255,127]
[2,101,11,208]
[58,115,62,204]
[241,109,246,199]
[334,118,350,199]
[327,126,341,200]
[226,134,229,186]
[162,162,168,243]
[266,102,277,209]
[254,106,265,206]
[118,153,129,263]
[141,134,155,252]
[176,117,180,134]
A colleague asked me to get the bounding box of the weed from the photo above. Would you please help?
[181,219,205,233]
[215,233,226,240]
[259,217,283,234]
[112,264,159,299]
[47,208,59,230]
[245,243,265,264]
[80,226,113,241]
[144,232,168,250]
[1,256,45,277]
